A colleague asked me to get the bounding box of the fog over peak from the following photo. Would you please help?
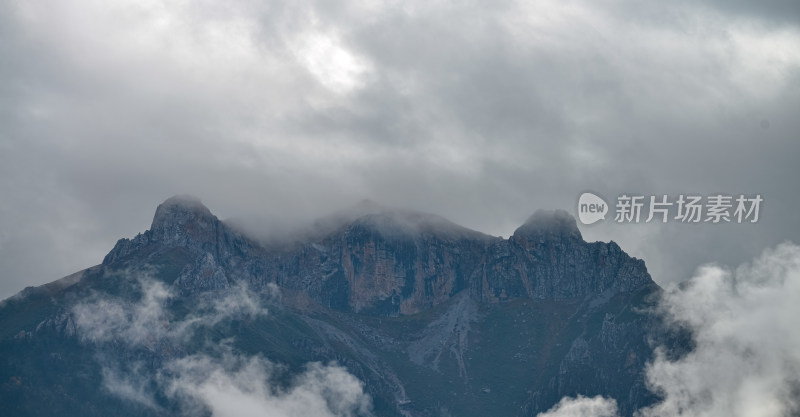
[515,209,582,241]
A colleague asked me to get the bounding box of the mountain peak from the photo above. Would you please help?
[151,195,213,229]
[103,196,252,266]
[148,195,219,247]
[513,209,582,241]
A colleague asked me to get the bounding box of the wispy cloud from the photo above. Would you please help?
[70,272,372,416]
[163,353,372,417]
[72,273,273,346]
[72,276,173,345]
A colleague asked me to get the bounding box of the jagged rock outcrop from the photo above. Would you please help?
[481,209,652,301]
[103,196,269,292]
[35,311,77,338]
[102,198,654,315]
[174,252,230,292]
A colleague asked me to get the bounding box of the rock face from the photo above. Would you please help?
[495,209,651,299]
[103,195,268,293]
[0,196,669,417]
[103,200,654,315]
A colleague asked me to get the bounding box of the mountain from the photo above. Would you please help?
[0,196,671,416]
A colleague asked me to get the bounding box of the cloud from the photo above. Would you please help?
[638,241,800,417]
[163,354,373,417]
[70,271,372,416]
[536,395,619,417]
[72,272,271,346]
[72,276,172,345]
[102,363,161,411]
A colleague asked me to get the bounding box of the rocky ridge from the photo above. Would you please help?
[104,196,654,315]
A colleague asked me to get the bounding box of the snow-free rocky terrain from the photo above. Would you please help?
[0,196,677,416]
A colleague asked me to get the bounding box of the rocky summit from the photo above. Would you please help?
[0,196,672,417]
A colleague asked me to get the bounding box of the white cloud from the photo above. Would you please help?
[638,241,800,417]
[102,363,160,410]
[536,395,619,417]
[293,30,373,93]
[72,276,172,345]
[70,273,371,416]
[164,354,372,417]
[72,273,270,346]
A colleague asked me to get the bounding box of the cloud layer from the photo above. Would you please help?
[1,0,798,301]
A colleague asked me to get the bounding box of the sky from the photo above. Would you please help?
[1,0,799,300]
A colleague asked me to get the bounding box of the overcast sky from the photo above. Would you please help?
[1,0,798,299]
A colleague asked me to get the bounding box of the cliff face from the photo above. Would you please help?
[103,195,270,293]
[266,211,492,315]
[478,210,651,303]
[0,196,669,417]
[103,199,654,315]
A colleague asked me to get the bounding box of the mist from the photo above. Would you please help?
[70,271,373,417]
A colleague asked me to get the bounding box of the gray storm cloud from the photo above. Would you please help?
[0,0,798,307]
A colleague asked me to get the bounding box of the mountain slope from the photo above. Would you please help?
[0,196,669,416]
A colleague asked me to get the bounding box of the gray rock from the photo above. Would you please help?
[103,198,654,315]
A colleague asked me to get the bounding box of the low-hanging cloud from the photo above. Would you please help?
[72,276,173,345]
[163,353,373,417]
[70,272,372,416]
[72,273,272,346]
[542,241,800,417]
[536,395,619,417]
[639,241,800,417]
